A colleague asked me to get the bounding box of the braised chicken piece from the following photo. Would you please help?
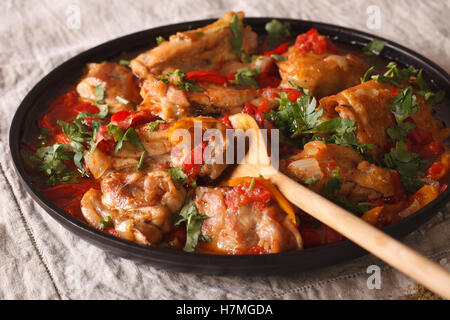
[194,186,303,254]
[130,11,257,78]
[81,188,165,245]
[84,123,172,179]
[81,170,187,244]
[319,80,397,155]
[138,74,257,120]
[283,141,394,202]
[168,117,229,180]
[412,96,450,142]
[277,44,368,98]
[76,62,141,114]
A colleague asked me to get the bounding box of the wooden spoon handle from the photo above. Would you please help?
[270,172,450,299]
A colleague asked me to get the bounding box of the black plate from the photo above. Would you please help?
[9,18,450,275]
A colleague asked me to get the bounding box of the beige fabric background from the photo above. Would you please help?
[0,0,449,300]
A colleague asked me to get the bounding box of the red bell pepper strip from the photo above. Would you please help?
[185,71,228,84]
[263,42,291,57]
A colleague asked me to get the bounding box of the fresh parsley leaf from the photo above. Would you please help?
[119,59,130,67]
[32,143,80,186]
[270,54,287,61]
[265,19,291,45]
[386,121,416,141]
[363,39,387,56]
[248,178,256,191]
[288,79,311,95]
[235,66,261,87]
[156,36,166,45]
[107,124,124,142]
[94,83,105,102]
[114,127,145,153]
[147,120,166,132]
[198,234,212,243]
[174,196,209,252]
[230,15,243,54]
[303,177,318,187]
[161,69,204,92]
[137,151,146,171]
[165,167,196,187]
[384,141,427,191]
[76,103,109,120]
[264,92,322,139]
[390,87,419,123]
[324,170,342,197]
[116,96,130,105]
[360,66,376,83]
[99,216,114,231]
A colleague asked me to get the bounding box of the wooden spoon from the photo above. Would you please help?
[228,113,450,299]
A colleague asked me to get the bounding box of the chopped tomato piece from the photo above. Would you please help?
[281,88,302,102]
[295,28,339,54]
[426,161,445,180]
[420,141,444,158]
[110,109,159,130]
[219,114,233,129]
[54,133,71,145]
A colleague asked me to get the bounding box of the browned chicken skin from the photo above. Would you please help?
[277,45,368,98]
[76,62,141,113]
[283,141,394,202]
[194,187,303,254]
[130,11,257,78]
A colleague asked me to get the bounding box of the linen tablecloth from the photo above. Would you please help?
[1,0,449,299]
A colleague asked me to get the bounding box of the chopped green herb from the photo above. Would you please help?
[324,170,342,197]
[156,36,166,45]
[230,15,243,54]
[174,196,209,252]
[93,83,105,102]
[363,39,387,56]
[31,143,81,186]
[165,167,196,187]
[248,178,256,191]
[288,79,311,95]
[107,124,124,142]
[264,92,322,139]
[99,216,114,231]
[384,141,427,191]
[114,127,145,153]
[119,59,130,67]
[234,66,261,87]
[265,19,291,45]
[198,234,212,243]
[360,66,376,83]
[137,151,146,171]
[116,96,130,105]
[270,54,287,61]
[303,177,318,187]
[147,120,166,132]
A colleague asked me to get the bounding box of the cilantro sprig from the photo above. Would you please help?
[363,39,387,56]
[165,167,197,188]
[158,69,204,92]
[265,19,291,46]
[264,92,322,139]
[384,141,427,191]
[234,66,261,87]
[174,196,210,252]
